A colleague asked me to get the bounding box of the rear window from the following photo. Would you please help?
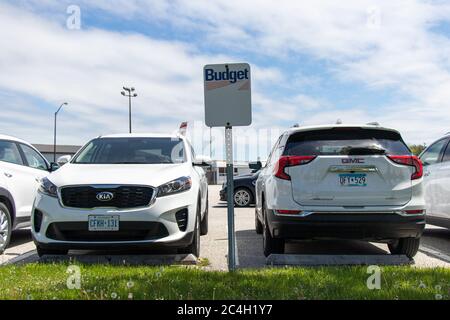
[283,128,411,156]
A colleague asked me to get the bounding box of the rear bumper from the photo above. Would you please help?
[267,211,425,241]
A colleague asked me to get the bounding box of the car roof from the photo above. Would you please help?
[0,134,33,146]
[99,133,184,139]
[284,124,401,135]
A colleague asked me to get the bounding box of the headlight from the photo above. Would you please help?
[157,176,192,197]
[38,177,58,198]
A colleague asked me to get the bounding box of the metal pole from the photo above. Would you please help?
[209,127,212,158]
[225,126,236,271]
[53,112,57,163]
[129,95,132,133]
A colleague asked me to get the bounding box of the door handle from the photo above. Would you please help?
[424,172,431,177]
[4,172,12,178]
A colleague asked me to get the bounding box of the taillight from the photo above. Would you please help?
[274,156,316,180]
[387,155,423,180]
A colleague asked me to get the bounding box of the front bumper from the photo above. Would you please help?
[32,188,197,249]
[267,210,425,241]
[219,188,227,201]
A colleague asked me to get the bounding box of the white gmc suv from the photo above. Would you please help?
[255,124,425,258]
[1,134,57,254]
[32,133,209,257]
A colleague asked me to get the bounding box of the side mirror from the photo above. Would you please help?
[193,155,212,167]
[57,155,72,166]
[249,161,262,171]
[49,162,60,172]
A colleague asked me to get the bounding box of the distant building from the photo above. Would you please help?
[206,160,258,185]
[33,144,81,163]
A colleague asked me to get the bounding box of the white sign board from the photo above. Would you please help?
[204,63,252,127]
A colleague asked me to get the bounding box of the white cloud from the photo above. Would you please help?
[2,0,450,159]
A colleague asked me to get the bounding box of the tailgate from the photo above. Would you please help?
[289,155,413,206]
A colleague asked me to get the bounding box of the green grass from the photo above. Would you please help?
[0,263,449,300]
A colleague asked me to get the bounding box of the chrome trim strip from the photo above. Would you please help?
[273,210,426,218]
[57,184,158,210]
[329,165,378,173]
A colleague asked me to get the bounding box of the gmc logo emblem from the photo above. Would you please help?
[342,158,365,164]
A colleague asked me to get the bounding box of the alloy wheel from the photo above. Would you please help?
[0,209,10,251]
[234,189,251,206]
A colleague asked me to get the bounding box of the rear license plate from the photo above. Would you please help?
[339,173,367,187]
[88,215,119,231]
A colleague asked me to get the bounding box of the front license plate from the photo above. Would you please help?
[339,173,367,187]
[88,215,119,231]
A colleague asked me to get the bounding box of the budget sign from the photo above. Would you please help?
[204,63,252,127]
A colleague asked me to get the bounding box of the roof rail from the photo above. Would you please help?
[366,122,380,126]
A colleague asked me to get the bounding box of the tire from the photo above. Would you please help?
[262,203,284,257]
[200,196,209,236]
[388,238,421,258]
[255,210,263,234]
[0,202,12,255]
[36,245,68,257]
[178,209,201,257]
[233,188,253,207]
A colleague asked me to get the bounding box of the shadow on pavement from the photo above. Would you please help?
[236,229,393,268]
[9,229,32,249]
[419,227,450,261]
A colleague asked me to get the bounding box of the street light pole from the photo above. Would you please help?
[54,102,68,163]
[121,87,138,133]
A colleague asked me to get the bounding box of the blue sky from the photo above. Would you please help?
[1,1,450,160]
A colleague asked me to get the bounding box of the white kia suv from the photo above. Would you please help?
[32,133,209,257]
[1,134,57,254]
[255,124,425,258]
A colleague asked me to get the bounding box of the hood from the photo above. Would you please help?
[48,163,191,188]
[235,172,259,180]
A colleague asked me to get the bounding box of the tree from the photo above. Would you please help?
[409,144,427,156]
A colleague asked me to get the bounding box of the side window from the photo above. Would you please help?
[420,139,448,166]
[442,141,450,163]
[0,140,24,165]
[20,144,48,171]
[267,135,283,166]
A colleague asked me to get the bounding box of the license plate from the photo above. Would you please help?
[339,173,367,187]
[88,215,119,231]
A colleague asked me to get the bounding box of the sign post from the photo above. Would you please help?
[204,63,252,271]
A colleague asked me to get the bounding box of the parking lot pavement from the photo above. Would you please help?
[204,185,450,270]
[2,185,450,268]
[0,229,36,265]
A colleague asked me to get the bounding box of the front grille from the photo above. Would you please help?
[60,186,154,209]
[46,221,169,242]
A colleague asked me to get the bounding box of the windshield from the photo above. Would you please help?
[73,137,185,164]
[284,128,411,156]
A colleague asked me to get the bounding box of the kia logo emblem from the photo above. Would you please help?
[96,191,114,202]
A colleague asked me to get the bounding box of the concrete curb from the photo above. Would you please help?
[1,250,39,265]
[266,254,413,266]
[4,252,198,266]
